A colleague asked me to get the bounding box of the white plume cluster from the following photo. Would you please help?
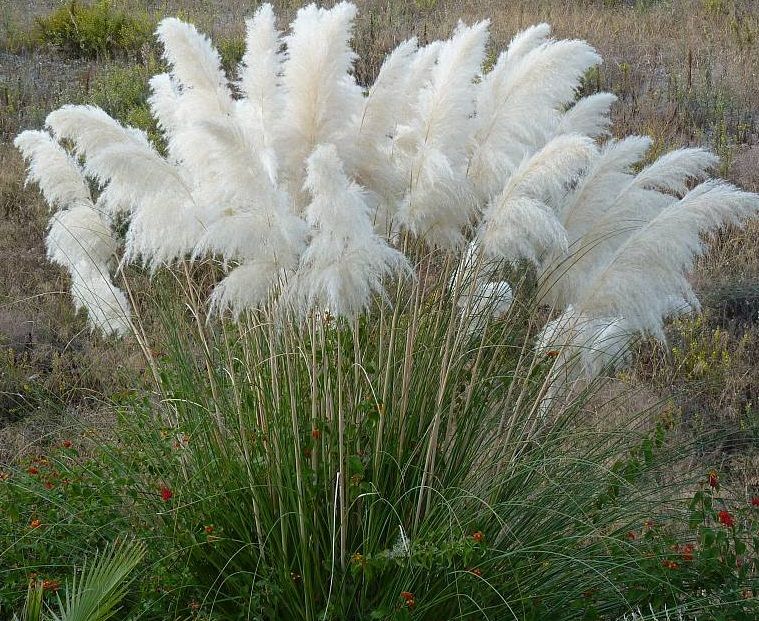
[15,3,759,387]
[14,130,130,335]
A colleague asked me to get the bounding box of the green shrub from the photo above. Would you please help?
[35,1,155,59]
[0,431,196,620]
[83,61,158,136]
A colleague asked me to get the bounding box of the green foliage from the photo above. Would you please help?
[216,36,245,73]
[83,61,158,135]
[34,1,155,59]
[49,539,146,621]
[96,267,756,621]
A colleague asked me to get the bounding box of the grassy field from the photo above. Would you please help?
[0,1,758,617]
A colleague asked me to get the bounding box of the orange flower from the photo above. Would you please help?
[680,543,694,562]
[468,567,482,577]
[29,519,41,529]
[204,525,214,534]
[41,579,60,592]
[626,531,636,541]
[27,466,39,476]
[661,559,679,570]
[472,531,484,543]
[546,350,560,358]
[400,591,414,601]
[311,428,321,440]
[43,481,54,490]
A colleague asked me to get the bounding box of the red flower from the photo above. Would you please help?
[400,591,416,609]
[27,466,39,476]
[708,471,719,489]
[680,543,694,562]
[41,579,60,592]
[751,497,759,507]
[43,481,54,490]
[62,440,72,449]
[204,525,214,534]
[472,531,484,543]
[160,485,173,502]
[29,519,41,529]
[626,531,636,541]
[546,350,560,358]
[311,428,321,440]
[718,510,735,527]
[662,559,679,570]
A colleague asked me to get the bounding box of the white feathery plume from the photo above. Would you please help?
[46,105,201,266]
[147,73,182,151]
[209,261,284,319]
[189,119,307,270]
[70,262,132,336]
[395,20,490,248]
[14,129,131,334]
[155,17,233,117]
[631,148,719,196]
[538,136,654,306]
[573,180,759,338]
[459,280,514,337]
[278,2,364,204]
[556,92,617,138]
[478,134,597,264]
[291,144,410,318]
[14,130,91,210]
[469,37,601,198]
[537,308,632,391]
[392,40,443,130]
[542,143,718,308]
[155,17,240,196]
[45,105,185,209]
[46,205,117,270]
[343,37,418,218]
[560,136,654,240]
[235,3,284,182]
[502,23,552,66]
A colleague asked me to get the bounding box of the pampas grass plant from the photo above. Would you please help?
[12,2,759,619]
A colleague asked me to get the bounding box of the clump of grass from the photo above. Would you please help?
[34,0,156,60]
[6,3,759,619]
